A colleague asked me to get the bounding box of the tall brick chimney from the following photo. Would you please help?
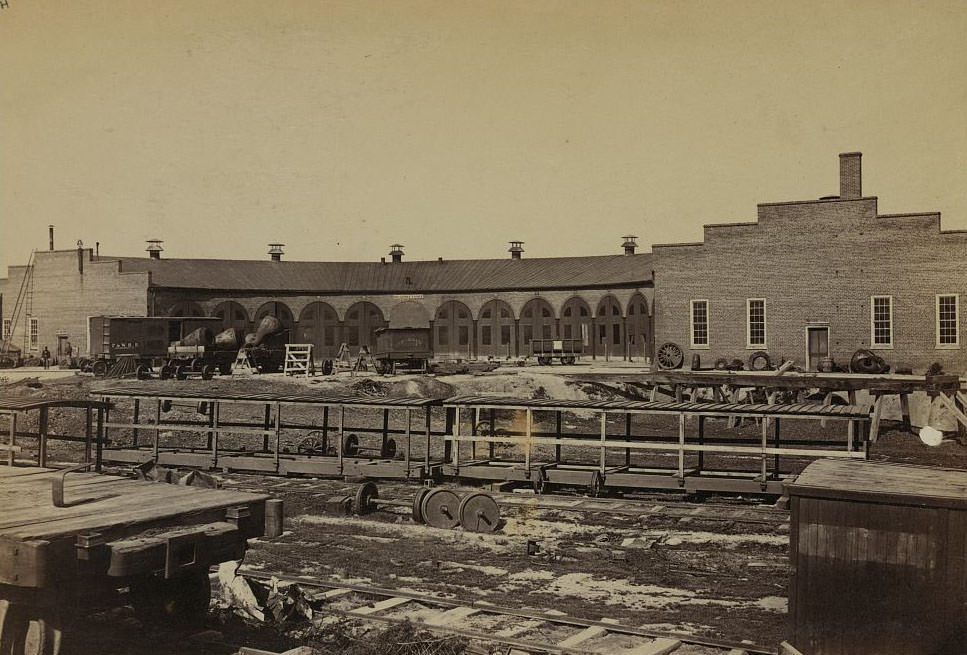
[839,152,862,199]
[48,225,54,251]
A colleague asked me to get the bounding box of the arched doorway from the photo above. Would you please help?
[626,294,650,360]
[166,301,205,317]
[297,302,340,359]
[212,301,250,331]
[477,299,515,359]
[519,298,555,355]
[435,301,473,360]
[389,301,431,328]
[595,296,624,360]
[344,301,385,351]
[560,297,592,350]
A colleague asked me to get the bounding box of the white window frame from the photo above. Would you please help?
[29,318,39,350]
[746,298,767,349]
[2,319,10,341]
[689,299,710,349]
[870,295,893,349]
[936,294,960,349]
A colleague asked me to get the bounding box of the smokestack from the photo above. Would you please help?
[268,243,285,262]
[622,235,638,256]
[76,240,84,274]
[146,239,164,260]
[95,242,100,258]
[508,241,524,260]
[48,225,54,251]
[389,244,404,263]
[839,152,862,199]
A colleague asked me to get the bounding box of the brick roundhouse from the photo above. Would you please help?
[2,152,964,374]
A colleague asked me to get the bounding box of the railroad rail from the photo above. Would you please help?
[239,570,777,655]
[84,386,873,496]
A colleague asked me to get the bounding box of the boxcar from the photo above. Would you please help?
[88,316,222,376]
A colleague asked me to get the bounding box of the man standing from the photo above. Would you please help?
[64,340,74,367]
[41,346,51,369]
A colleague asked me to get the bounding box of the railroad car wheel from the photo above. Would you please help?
[561,356,576,365]
[92,360,109,377]
[656,342,684,370]
[458,492,500,533]
[586,471,604,498]
[537,356,551,366]
[381,438,397,459]
[748,351,772,371]
[0,602,63,655]
[200,364,215,381]
[298,430,328,455]
[354,481,378,515]
[420,488,461,529]
[411,487,431,524]
[218,361,233,376]
[322,359,334,375]
[129,570,211,626]
[136,365,150,380]
[713,357,729,370]
[159,365,173,380]
[473,421,492,436]
[175,365,188,381]
[342,434,359,457]
[190,358,203,372]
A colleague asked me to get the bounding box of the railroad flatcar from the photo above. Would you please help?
[372,327,432,374]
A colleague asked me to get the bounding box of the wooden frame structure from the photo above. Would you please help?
[442,395,871,495]
[1,397,110,470]
[95,387,442,479]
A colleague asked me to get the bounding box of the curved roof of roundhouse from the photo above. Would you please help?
[116,253,652,294]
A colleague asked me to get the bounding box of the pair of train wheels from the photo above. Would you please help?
[410,487,500,533]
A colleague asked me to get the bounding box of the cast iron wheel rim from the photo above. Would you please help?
[175,366,188,380]
[201,364,215,380]
[190,358,202,372]
[411,487,431,524]
[0,603,63,655]
[587,471,604,498]
[656,342,684,370]
[473,421,492,436]
[343,434,359,457]
[219,361,232,375]
[748,351,772,371]
[458,492,500,533]
[159,365,172,380]
[92,360,108,377]
[563,356,576,365]
[322,359,334,375]
[354,481,378,515]
[298,430,328,455]
[136,365,150,380]
[381,438,397,459]
[420,488,461,529]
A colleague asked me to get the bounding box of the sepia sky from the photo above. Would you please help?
[1,0,965,274]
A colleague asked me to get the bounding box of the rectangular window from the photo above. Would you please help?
[563,324,572,339]
[523,325,533,345]
[747,299,766,348]
[29,318,39,350]
[500,325,511,345]
[438,325,449,346]
[937,294,960,348]
[458,326,469,346]
[481,326,492,346]
[690,300,709,349]
[2,319,9,340]
[871,296,893,348]
[542,324,552,339]
[612,324,621,345]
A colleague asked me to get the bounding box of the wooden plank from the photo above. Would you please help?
[557,625,608,648]
[350,596,411,616]
[424,606,480,627]
[623,639,682,655]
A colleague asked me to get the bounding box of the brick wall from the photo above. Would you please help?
[0,249,150,360]
[654,196,967,374]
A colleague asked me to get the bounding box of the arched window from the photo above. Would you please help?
[435,300,473,359]
[560,297,592,345]
[520,298,556,352]
[212,301,250,330]
[626,293,651,360]
[166,301,206,317]
[344,302,385,350]
[477,299,515,358]
[297,302,340,357]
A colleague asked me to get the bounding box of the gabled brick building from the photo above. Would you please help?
[652,153,966,373]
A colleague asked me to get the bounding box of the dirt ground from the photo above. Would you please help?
[2,368,965,653]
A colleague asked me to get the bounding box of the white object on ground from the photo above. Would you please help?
[919,425,944,447]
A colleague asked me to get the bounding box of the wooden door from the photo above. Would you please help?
[807,326,829,371]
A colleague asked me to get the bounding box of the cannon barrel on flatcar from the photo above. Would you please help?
[172,327,215,348]
[214,327,245,351]
[245,316,284,348]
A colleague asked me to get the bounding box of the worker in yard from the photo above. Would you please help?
[41,345,51,369]
[64,340,74,367]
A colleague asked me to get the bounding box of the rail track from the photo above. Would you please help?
[240,570,777,655]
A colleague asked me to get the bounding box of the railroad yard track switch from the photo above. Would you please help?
[352,482,501,533]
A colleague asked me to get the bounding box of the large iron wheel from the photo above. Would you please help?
[91,360,109,378]
[656,342,684,370]
[0,601,64,655]
[297,430,328,455]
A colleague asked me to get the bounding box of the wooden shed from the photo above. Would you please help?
[785,459,967,655]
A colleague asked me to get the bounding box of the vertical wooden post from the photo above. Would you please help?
[381,408,389,456]
[404,408,411,476]
[338,405,345,473]
[489,408,496,460]
[760,416,769,483]
[38,406,49,468]
[7,413,17,467]
[599,412,607,473]
[453,407,461,470]
[820,392,832,428]
[471,407,479,460]
[899,393,912,433]
[677,412,685,483]
[263,405,271,453]
[424,406,431,470]
[697,414,705,471]
[211,401,220,469]
[847,390,857,450]
[274,402,281,472]
[524,408,532,475]
[95,407,105,472]
[624,412,632,468]
[443,407,454,461]
[773,417,781,474]
[84,406,93,463]
[153,399,161,462]
[555,410,562,463]
[132,398,141,448]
